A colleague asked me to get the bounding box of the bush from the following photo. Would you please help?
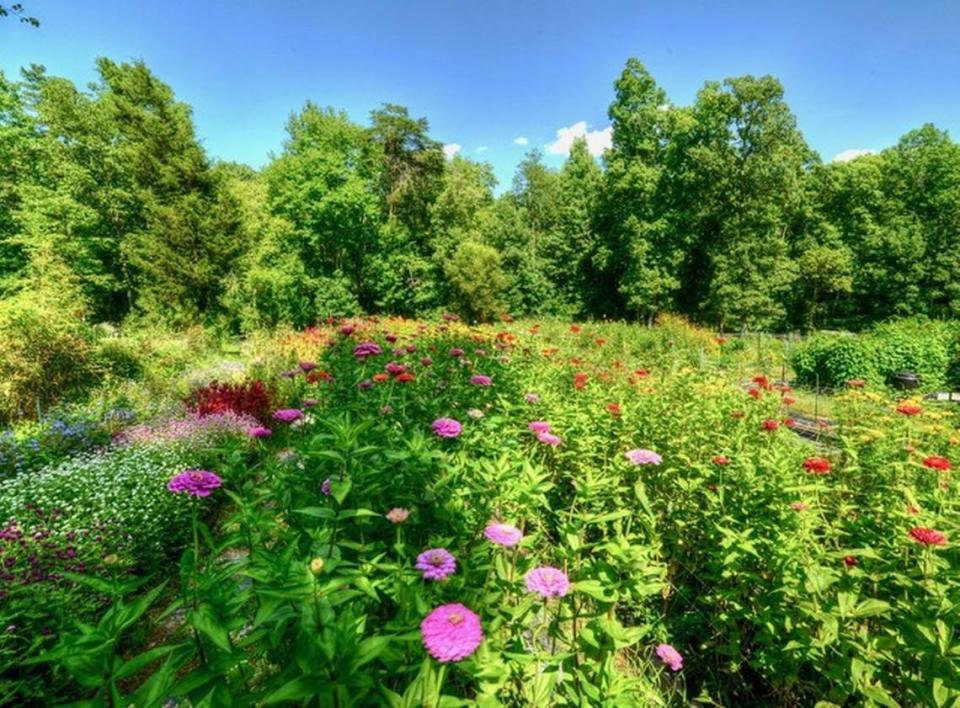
[0,295,99,421]
[184,379,273,422]
[791,333,877,388]
[792,318,958,390]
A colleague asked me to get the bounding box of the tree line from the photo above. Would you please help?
[1,57,958,331]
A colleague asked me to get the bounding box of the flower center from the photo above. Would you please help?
[448,612,463,625]
[429,553,445,566]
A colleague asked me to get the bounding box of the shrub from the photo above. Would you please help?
[0,295,99,421]
[184,379,273,422]
[871,318,952,389]
[791,333,877,388]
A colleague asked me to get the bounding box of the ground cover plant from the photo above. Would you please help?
[3,317,955,706]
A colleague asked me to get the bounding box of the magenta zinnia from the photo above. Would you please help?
[537,432,561,447]
[432,418,462,438]
[272,408,303,424]
[525,566,570,598]
[248,426,272,438]
[528,421,551,434]
[484,522,523,547]
[625,448,662,465]
[470,374,492,386]
[167,469,222,497]
[420,603,483,662]
[416,548,457,580]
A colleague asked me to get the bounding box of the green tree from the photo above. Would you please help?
[443,240,507,322]
[684,75,812,330]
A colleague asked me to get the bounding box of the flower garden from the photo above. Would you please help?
[1,317,958,706]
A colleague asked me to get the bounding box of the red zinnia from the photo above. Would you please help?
[731,410,745,419]
[782,396,796,406]
[752,375,772,391]
[922,455,951,471]
[748,388,762,400]
[372,373,389,383]
[570,325,581,334]
[574,372,588,390]
[896,404,923,416]
[712,455,730,466]
[909,527,947,546]
[715,335,727,345]
[634,368,649,378]
[761,419,779,431]
[395,372,416,383]
[606,402,622,418]
[803,457,831,475]
[783,417,796,428]
[843,555,857,568]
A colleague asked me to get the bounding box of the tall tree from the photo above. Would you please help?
[684,75,812,330]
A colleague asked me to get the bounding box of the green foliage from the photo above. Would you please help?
[443,240,507,321]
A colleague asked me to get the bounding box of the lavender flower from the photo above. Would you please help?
[416,548,457,581]
[625,449,662,466]
[432,418,462,438]
[272,409,304,424]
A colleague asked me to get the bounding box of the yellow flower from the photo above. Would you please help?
[310,557,325,575]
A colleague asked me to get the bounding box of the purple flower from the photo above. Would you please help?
[524,393,540,403]
[416,548,457,581]
[525,567,570,598]
[167,470,222,497]
[272,409,304,424]
[421,357,433,367]
[280,369,299,379]
[249,426,272,438]
[299,360,317,373]
[537,432,561,447]
[358,379,373,389]
[483,523,523,547]
[625,449,662,465]
[470,374,492,387]
[340,325,355,335]
[655,643,683,672]
[385,361,407,375]
[449,348,464,357]
[421,603,483,663]
[321,478,332,496]
[528,421,551,434]
[432,418,462,438]
[302,399,318,408]
[406,344,417,353]
[353,341,382,359]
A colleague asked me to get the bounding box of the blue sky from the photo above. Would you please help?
[2,0,959,189]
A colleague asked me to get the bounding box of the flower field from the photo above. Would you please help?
[2,317,958,706]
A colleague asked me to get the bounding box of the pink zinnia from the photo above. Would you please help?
[386,507,410,524]
[528,421,551,434]
[167,469,222,497]
[416,548,457,580]
[302,399,318,408]
[249,426,272,438]
[385,361,406,375]
[272,409,303,424]
[525,566,570,598]
[525,393,540,403]
[791,502,809,511]
[470,374,492,386]
[909,527,947,546]
[421,603,483,662]
[625,449,662,466]
[432,418,462,438]
[484,522,523,547]
[655,643,683,672]
[537,432,561,447]
[449,348,464,357]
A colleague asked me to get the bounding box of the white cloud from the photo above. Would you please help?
[546,121,612,157]
[476,146,489,153]
[442,143,462,159]
[513,136,529,146]
[832,148,877,163]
